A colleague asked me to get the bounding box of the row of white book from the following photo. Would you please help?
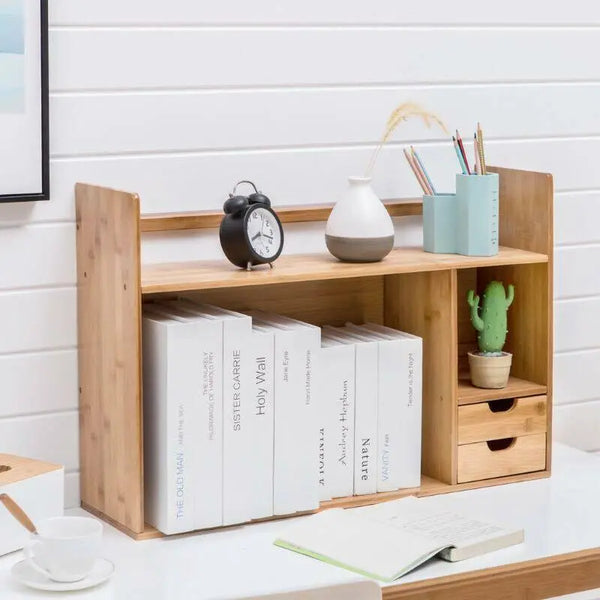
[142,299,422,535]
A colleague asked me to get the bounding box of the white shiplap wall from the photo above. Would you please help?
[2,1,599,508]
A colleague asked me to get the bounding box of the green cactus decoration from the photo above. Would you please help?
[467,281,515,355]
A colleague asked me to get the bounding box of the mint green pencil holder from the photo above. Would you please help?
[456,173,499,256]
[423,193,457,254]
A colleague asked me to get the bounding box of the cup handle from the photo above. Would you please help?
[24,538,51,578]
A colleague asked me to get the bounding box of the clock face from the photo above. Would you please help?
[246,206,282,260]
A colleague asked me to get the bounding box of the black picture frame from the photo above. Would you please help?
[0,0,49,203]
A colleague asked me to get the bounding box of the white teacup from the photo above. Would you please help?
[24,516,102,582]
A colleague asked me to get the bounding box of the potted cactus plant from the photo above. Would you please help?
[467,281,515,389]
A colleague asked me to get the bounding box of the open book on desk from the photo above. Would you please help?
[274,496,523,582]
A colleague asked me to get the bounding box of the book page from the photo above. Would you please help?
[275,508,449,582]
[357,496,512,549]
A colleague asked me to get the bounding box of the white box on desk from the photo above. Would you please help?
[0,454,64,556]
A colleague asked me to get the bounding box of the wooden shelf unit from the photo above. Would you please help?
[75,166,554,540]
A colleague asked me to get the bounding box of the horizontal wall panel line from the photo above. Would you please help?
[0,284,75,295]
[0,407,79,421]
[48,25,600,32]
[0,346,77,358]
[0,219,74,231]
[556,241,600,249]
[555,292,600,302]
[555,189,600,196]
[49,136,600,161]
[49,79,600,96]
[0,409,79,424]
[555,347,600,356]
[554,399,600,408]
[0,345,76,358]
[49,80,600,97]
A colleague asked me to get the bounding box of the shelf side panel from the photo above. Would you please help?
[489,165,554,256]
[384,270,458,484]
[75,183,144,533]
[487,165,553,471]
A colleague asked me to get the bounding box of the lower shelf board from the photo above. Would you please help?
[85,469,551,541]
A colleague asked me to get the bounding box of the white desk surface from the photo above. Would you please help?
[0,443,598,599]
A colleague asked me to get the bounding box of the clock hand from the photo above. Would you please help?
[262,235,273,241]
[251,232,262,241]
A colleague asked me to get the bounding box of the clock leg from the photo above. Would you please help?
[246,261,252,271]
[269,262,274,269]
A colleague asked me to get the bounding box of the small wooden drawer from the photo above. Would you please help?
[457,433,546,483]
[458,395,547,445]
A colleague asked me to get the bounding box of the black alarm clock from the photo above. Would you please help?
[219,181,284,270]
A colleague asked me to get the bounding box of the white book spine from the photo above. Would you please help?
[249,328,275,519]
[323,344,355,498]
[196,320,223,528]
[376,339,405,492]
[222,317,253,525]
[359,323,423,489]
[313,347,335,502]
[142,317,196,534]
[272,327,320,514]
[272,330,297,515]
[399,335,423,488]
[315,346,333,502]
[317,413,329,501]
[297,328,321,511]
[353,342,378,495]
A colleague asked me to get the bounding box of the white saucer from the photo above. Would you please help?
[11,557,115,592]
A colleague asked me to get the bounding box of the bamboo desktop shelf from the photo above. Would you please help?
[75,166,554,540]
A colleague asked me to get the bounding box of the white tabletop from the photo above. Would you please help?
[1,443,599,599]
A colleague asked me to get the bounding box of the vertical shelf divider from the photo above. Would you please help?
[384,270,458,485]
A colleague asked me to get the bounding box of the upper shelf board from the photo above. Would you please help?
[141,246,548,294]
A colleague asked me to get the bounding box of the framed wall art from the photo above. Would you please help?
[0,0,48,202]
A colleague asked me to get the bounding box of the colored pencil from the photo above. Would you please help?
[473,133,481,175]
[410,146,436,194]
[403,148,431,194]
[407,148,433,194]
[452,136,467,174]
[477,122,487,175]
[455,130,471,175]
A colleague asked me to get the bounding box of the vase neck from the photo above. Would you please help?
[348,176,373,188]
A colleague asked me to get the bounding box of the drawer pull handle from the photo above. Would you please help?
[0,465,10,473]
[488,398,515,413]
[486,438,516,451]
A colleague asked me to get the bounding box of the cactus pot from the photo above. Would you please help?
[468,351,512,389]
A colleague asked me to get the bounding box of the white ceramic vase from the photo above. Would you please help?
[325,176,395,262]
